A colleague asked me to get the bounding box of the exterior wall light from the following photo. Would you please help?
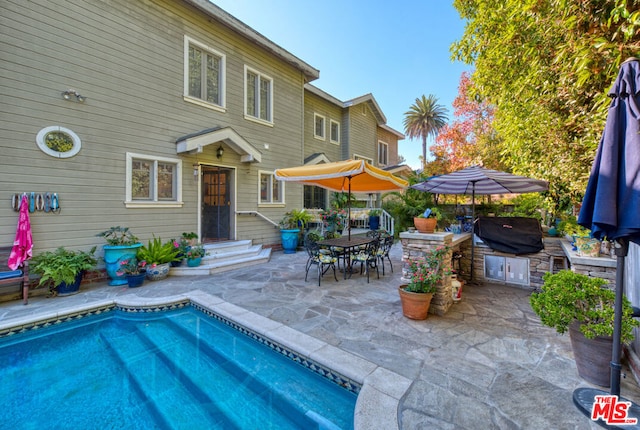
[62,89,86,102]
[216,145,224,159]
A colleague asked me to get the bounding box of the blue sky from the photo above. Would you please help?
[211,1,471,169]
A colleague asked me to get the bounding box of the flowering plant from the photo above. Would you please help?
[404,245,450,293]
[320,208,347,229]
[186,244,206,259]
[172,237,190,255]
[117,258,147,276]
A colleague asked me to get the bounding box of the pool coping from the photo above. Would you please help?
[0,290,410,430]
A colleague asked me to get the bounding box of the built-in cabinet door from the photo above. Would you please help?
[484,255,530,286]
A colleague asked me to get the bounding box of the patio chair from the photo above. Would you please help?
[350,239,380,283]
[376,235,394,275]
[304,238,338,286]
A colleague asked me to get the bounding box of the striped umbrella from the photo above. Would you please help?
[412,165,549,280]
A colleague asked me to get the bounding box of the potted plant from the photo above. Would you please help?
[31,246,97,296]
[320,208,347,233]
[368,209,382,231]
[137,237,182,281]
[399,245,449,320]
[530,270,640,386]
[413,207,441,233]
[181,231,198,246]
[185,244,207,267]
[96,226,142,286]
[116,257,147,288]
[279,209,314,254]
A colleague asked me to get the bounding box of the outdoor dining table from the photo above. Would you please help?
[316,235,376,280]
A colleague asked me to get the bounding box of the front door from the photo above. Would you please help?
[201,166,233,242]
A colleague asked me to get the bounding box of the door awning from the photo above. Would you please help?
[175,126,262,163]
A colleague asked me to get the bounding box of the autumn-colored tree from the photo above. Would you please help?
[403,95,449,169]
[431,72,499,173]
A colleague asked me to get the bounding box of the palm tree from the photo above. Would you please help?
[403,94,448,169]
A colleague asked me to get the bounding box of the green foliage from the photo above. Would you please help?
[507,194,544,220]
[403,94,449,168]
[530,270,639,342]
[279,209,314,230]
[331,192,357,209]
[185,244,206,259]
[403,245,450,293]
[383,172,436,233]
[97,226,139,246]
[137,237,181,265]
[557,216,591,237]
[31,247,97,287]
[451,0,640,214]
[181,232,198,240]
[368,209,382,217]
[305,230,324,243]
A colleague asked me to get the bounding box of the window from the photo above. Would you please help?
[126,153,183,207]
[330,120,340,144]
[245,66,273,123]
[259,171,284,205]
[184,36,225,109]
[354,154,373,164]
[378,141,389,165]
[314,113,326,140]
[304,185,326,209]
[36,126,81,158]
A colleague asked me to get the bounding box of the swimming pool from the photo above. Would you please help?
[0,302,357,429]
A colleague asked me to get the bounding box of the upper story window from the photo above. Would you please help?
[314,113,326,140]
[330,120,340,144]
[378,141,389,166]
[184,36,225,110]
[259,171,284,205]
[245,66,273,124]
[125,153,183,208]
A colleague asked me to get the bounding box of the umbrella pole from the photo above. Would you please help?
[611,238,629,396]
[470,185,476,282]
[348,177,351,241]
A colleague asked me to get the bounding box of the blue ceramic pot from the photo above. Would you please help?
[126,273,145,288]
[103,243,142,286]
[56,271,84,296]
[280,229,300,254]
[146,262,170,281]
[187,257,202,267]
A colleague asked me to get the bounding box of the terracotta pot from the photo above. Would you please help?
[413,217,437,233]
[569,321,613,387]
[398,285,433,320]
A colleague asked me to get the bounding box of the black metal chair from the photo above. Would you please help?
[376,235,394,275]
[304,238,338,286]
[350,239,380,283]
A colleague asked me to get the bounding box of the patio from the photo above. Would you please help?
[2,243,640,429]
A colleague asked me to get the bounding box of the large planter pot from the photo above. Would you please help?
[569,321,613,387]
[398,285,433,320]
[575,237,601,257]
[280,229,300,254]
[414,217,437,233]
[126,273,145,288]
[56,271,84,296]
[146,263,171,281]
[369,215,380,231]
[103,243,143,286]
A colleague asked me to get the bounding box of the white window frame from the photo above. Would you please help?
[353,154,373,164]
[183,35,226,111]
[314,113,326,140]
[378,140,389,166]
[329,120,340,144]
[258,170,285,206]
[125,152,183,208]
[244,65,274,126]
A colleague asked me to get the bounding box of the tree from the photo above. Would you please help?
[451,0,640,214]
[403,95,448,169]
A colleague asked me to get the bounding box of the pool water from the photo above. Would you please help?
[0,307,356,429]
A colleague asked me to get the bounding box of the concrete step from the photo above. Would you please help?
[170,241,271,276]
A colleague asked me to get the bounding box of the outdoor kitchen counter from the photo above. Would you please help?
[560,238,618,288]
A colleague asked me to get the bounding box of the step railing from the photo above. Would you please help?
[236,211,279,228]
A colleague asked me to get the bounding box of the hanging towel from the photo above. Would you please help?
[8,194,34,270]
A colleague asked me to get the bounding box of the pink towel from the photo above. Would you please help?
[8,194,33,270]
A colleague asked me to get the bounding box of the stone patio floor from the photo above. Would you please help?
[2,242,640,429]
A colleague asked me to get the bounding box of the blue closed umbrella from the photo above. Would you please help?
[574,57,640,420]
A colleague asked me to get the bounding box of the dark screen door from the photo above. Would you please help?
[201,166,232,242]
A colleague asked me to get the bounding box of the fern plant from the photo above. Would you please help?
[137,237,181,265]
[31,247,97,287]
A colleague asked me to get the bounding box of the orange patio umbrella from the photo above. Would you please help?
[274,159,408,239]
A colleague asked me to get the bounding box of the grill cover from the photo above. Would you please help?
[474,216,544,255]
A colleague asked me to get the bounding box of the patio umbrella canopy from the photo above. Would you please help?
[274,159,408,239]
[574,57,640,419]
[412,165,549,280]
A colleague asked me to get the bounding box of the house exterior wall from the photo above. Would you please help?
[0,0,308,253]
[303,91,343,163]
[377,127,401,167]
[346,103,378,164]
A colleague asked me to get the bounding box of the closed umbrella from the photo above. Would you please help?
[275,159,408,239]
[574,57,640,419]
[412,165,549,280]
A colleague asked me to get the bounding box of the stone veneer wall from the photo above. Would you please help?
[560,240,617,289]
[400,232,454,316]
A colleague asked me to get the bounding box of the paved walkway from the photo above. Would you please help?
[2,243,640,429]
